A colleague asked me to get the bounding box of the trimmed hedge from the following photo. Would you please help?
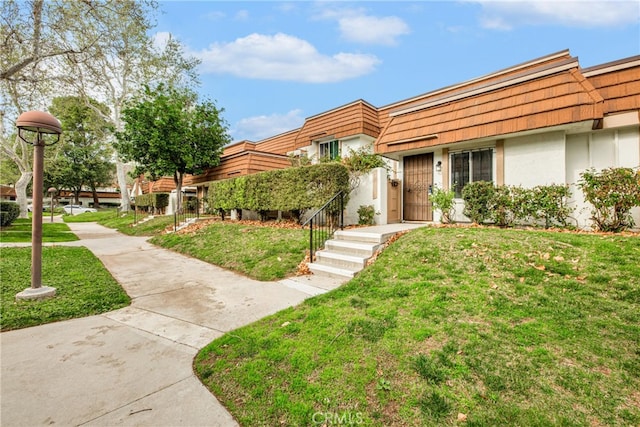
[208,163,350,221]
[0,201,20,227]
[134,193,170,209]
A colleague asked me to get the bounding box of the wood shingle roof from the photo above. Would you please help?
[376,54,605,155]
[293,100,379,149]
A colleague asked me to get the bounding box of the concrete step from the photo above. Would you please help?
[325,239,380,257]
[315,250,368,270]
[307,262,359,279]
[334,230,395,244]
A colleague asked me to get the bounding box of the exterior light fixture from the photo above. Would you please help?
[436,160,442,172]
[15,111,62,301]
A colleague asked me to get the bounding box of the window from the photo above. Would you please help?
[451,148,494,197]
[319,140,340,160]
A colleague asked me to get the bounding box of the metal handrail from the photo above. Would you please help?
[173,198,201,231]
[302,191,344,262]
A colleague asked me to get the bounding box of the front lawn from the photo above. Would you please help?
[97,211,184,236]
[62,210,116,223]
[0,246,130,331]
[151,220,309,281]
[63,209,178,236]
[0,218,79,243]
[195,227,640,426]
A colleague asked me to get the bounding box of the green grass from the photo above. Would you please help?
[96,212,179,236]
[63,209,121,223]
[0,246,130,331]
[151,221,309,281]
[63,209,177,236]
[0,218,79,243]
[194,227,640,426]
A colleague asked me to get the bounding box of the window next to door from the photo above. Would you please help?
[451,148,494,197]
[319,140,340,161]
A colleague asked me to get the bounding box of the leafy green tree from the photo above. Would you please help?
[116,84,231,213]
[46,97,114,207]
[1,0,197,216]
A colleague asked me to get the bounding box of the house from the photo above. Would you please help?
[374,50,639,227]
[171,50,640,229]
[57,188,122,207]
[1,185,17,201]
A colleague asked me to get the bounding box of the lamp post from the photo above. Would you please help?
[15,111,62,301]
[48,187,57,223]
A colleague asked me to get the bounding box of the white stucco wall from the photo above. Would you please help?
[504,131,566,187]
[344,167,388,225]
[567,127,640,229]
[298,136,394,226]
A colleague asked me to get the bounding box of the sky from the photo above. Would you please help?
[154,1,640,143]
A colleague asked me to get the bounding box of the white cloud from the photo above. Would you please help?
[338,14,410,45]
[152,31,172,51]
[474,0,640,30]
[193,33,381,83]
[233,109,305,142]
[315,7,410,45]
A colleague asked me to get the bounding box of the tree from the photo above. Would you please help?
[1,0,198,216]
[45,97,115,207]
[115,84,231,213]
[66,5,199,211]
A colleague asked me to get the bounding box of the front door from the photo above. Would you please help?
[403,153,433,221]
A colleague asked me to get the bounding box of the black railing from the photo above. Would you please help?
[302,191,344,262]
[173,198,201,231]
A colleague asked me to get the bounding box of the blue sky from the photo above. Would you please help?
[154,1,640,143]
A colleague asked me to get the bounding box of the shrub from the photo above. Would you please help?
[529,184,573,228]
[357,205,376,225]
[431,186,456,224]
[462,181,495,224]
[487,185,573,229]
[207,163,350,221]
[487,185,516,227]
[134,193,169,212]
[0,201,20,227]
[578,167,640,232]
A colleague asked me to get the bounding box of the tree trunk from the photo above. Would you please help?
[15,172,33,219]
[91,185,100,209]
[116,160,130,211]
[174,170,183,214]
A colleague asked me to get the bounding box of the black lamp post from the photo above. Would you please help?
[15,111,62,301]
[48,187,57,223]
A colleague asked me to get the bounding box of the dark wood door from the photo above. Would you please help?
[403,153,433,221]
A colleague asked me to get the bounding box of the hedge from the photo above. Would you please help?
[0,201,20,227]
[134,193,170,210]
[207,163,350,220]
[462,182,573,228]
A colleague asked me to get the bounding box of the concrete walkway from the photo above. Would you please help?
[1,220,346,426]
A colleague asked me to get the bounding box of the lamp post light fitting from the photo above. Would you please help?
[15,111,62,301]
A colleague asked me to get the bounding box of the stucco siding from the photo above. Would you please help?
[618,126,640,168]
[344,167,387,225]
[566,127,640,228]
[503,131,566,187]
